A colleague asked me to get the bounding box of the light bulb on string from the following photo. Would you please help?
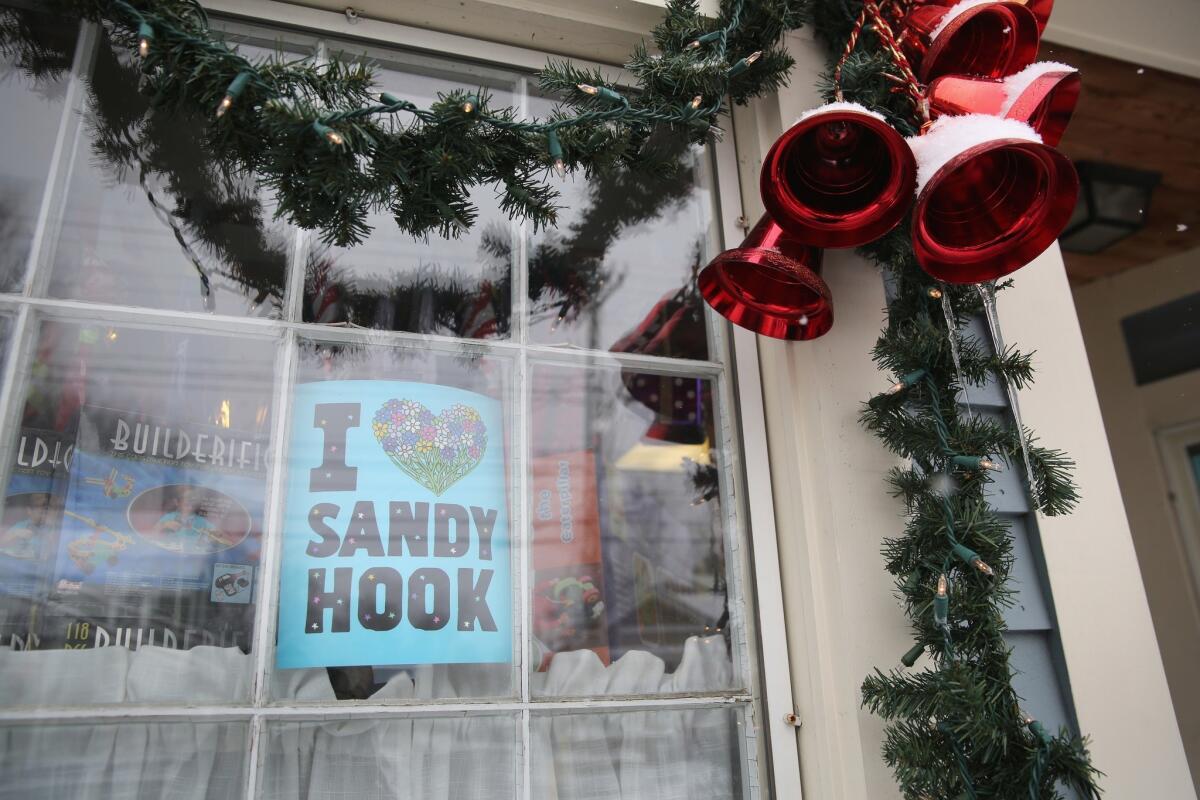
[137,22,153,58]
[1024,716,1054,745]
[903,571,922,592]
[547,300,571,333]
[546,129,566,178]
[685,31,723,50]
[460,95,479,115]
[952,455,1002,472]
[689,95,703,109]
[887,369,927,395]
[927,287,943,299]
[215,72,252,119]
[576,84,624,103]
[900,642,925,667]
[312,121,345,146]
[933,573,949,625]
[727,51,762,78]
[952,543,994,577]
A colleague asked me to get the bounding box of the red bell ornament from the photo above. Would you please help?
[928,62,1080,146]
[698,215,832,341]
[760,103,916,249]
[908,114,1079,284]
[901,0,1041,82]
[1020,0,1054,31]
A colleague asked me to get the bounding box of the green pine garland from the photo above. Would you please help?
[811,4,1102,797]
[11,0,1103,796]
[48,0,804,246]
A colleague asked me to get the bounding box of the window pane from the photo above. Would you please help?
[260,714,519,799]
[529,361,738,697]
[531,706,746,799]
[0,720,247,799]
[271,338,516,701]
[0,4,77,293]
[301,48,516,337]
[44,28,301,317]
[525,96,715,360]
[0,317,277,705]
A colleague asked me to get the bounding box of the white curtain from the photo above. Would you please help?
[0,646,247,800]
[529,639,739,800]
[0,637,738,799]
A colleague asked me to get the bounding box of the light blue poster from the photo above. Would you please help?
[276,380,511,669]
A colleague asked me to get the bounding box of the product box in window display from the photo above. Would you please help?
[530,450,611,670]
[528,363,729,677]
[0,429,72,650]
[528,444,725,676]
[35,407,265,652]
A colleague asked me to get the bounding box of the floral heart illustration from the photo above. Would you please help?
[372,399,488,496]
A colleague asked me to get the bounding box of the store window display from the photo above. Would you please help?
[0,6,763,798]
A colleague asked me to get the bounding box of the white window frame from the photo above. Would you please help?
[0,2,802,797]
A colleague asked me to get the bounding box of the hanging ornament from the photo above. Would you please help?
[908,114,1078,284]
[698,215,832,340]
[900,0,1041,82]
[928,61,1080,146]
[760,103,917,248]
[1019,0,1055,31]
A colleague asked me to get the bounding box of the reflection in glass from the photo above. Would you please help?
[261,714,519,799]
[531,706,745,799]
[302,51,515,337]
[525,92,715,359]
[529,362,734,697]
[0,720,247,799]
[0,5,78,293]
[45,27,296,316]
[271,338,514,702]
[610,281,709,368]
[0,318,276,705]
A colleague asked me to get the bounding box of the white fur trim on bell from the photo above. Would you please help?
[795,101,888,126]
[1000,61,1077,115]
[908,114,1042,193]
[931,0,1005,39]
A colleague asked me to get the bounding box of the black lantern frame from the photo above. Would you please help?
[1060,160,1162,254]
